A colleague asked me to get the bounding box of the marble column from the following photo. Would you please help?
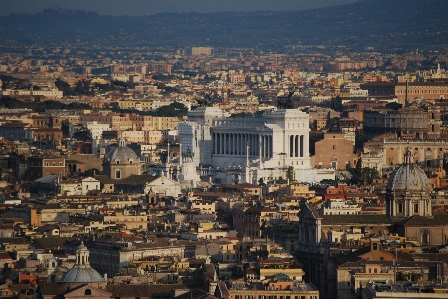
[289,135,294,157]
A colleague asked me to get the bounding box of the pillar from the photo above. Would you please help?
[238,133,241,155]
[295,135,299,157]
[263,135,267,158]
[289,135,294,157]
[300,135,304,157]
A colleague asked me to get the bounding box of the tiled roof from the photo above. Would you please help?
[402,214,448,226]
[0,236,30,244]
[339,259,441,268]
[0,252,14,260]
[31,237,75,249]
[95,174,159,186]
[106,284,187,297]
[38,282,66,296]
[175,289,221,299]
[322,214,392,225]
[0,123,30,128]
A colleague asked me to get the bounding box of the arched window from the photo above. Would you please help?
[85,289,92,296]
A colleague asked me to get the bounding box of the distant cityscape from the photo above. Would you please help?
[1,1,448,299]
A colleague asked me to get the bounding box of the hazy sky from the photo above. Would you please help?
[0,0,358,16]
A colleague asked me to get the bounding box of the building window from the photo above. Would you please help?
[414,204,419,213]
[116,170,121,179]
[398,203,403,213]
[85,289,91,296]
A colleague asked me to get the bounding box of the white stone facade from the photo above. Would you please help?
[179,107,335,183]
[210,109,311,170]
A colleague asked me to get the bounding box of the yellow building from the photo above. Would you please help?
[145,130,163,144]
[117,99,153,111]
[134,257,190,273]
[152,116,180,130]
[228,275,319,299]
[285,184,316,198]
[90,78,110,85]
[119,130,146,143]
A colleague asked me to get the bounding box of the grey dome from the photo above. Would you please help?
[59,241,104,284]
[104,138,138,163]
[386,157,430,192]
[60,267,104,283]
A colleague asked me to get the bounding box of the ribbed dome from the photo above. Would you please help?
[59,242,104,284]
[104,138,138,163]
[386,153,430,192]
[60,267,104,283]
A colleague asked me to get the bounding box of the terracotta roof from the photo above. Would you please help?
[31,237,75,250]
[340,260,441,268]
[0,237,30,244]
[0,123,30,128]
[175,288,221,299]
[106,284,187,297]
[38,283,66,296]
[95,174,158,185]
[322,214,392,225]
[0,252,14,260]
[402,214,448,226]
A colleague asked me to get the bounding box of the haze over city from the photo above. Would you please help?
[1,0,448,299]
[1,0,358,15]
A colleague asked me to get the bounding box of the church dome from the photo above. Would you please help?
[104,138,138,163]
[59,267,104,283]
[59,242,104,284]
[386,151,430,192]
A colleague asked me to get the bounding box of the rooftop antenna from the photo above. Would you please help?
[167,139,170,165]
[246,141,249,168]
[179,140,182,168]
[405,74,409,107]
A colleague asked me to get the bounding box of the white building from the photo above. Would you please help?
[69,122,110,140]
[179,107,335,184]
[178,107,230,167]
[81,177,100,194]
[323,199,361,215]
[1,88,63,99]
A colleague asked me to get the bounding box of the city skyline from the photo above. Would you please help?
[1,0,448,298]
[0,0,358,16]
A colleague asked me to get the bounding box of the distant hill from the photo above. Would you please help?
[1,0,447,51]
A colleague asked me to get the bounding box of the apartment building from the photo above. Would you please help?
[28,156,66,180]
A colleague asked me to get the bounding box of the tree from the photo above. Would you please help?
[327,117,340,131]
[156,102,188,117]
[74,80,92,96]
[360,167,379,184]
[277,90,294,109]
[54,79,73,96]
[330,96,344,112]
[348,165,379,185]
[385,102,402,110]
[73,125,92,141]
